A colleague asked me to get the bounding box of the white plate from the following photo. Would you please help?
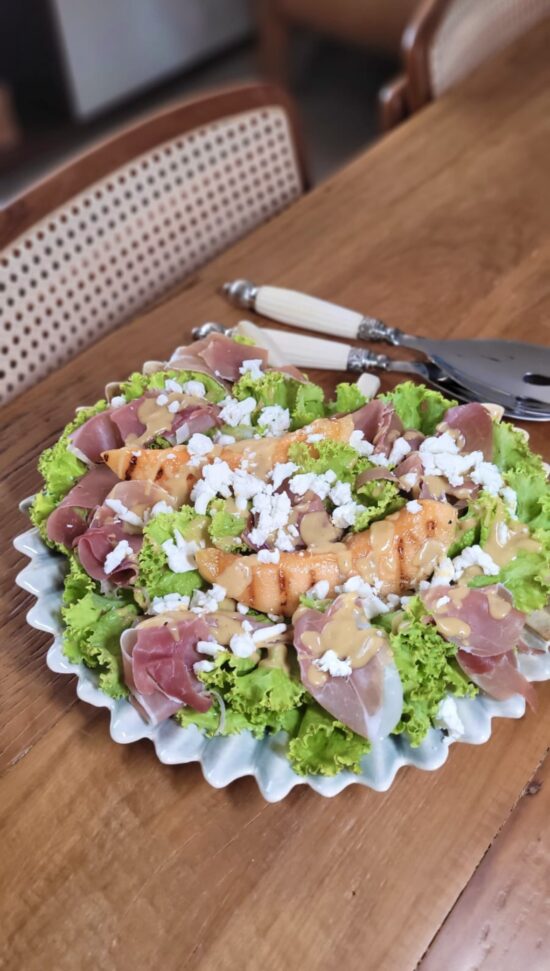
[14,498,550,802]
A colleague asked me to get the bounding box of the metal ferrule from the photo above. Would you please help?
[347,348,391,372]
[357,317,403,344]
[222,279,259,309]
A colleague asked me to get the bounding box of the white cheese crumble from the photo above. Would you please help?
[155,393,169,406]
[236,603,249,615]
[424,556,454,588]
[451,544,499,581]
[110,394,127,408]
[496,521,510,546]
[251,623,287,645]
[435,697,464,739]
[331,502,362,528]
[307,580,330,600]
[214,432,236,445]
[258,404,290,437]
[270,461,298,491]
[329,481,353,507]
[470,461,503,495]
[248,491,291,546]
[306,433,324,443]
[369,451,392,469]
[149,500,174,518]
[190,584,226,614]
[168,399,181,414]
[257,548,280,564]
[406,500,422,514]
[388,436,411,466]
[313,650,352,678]
[337,575,390,619]
[274,528,295,552]
[182,380,206,398]
[239,358,265,380]
[289,469,337,500]
[197,639,225,656]
[400,471,418,490]
[162,529,200,573]
[229,629,257,658]
[501,486,518,517]
[164,378,183,393]
[348,429,374,457]
[187,432,214,459]
[193,660,215,675]
[435,595,450,609]
[150,592,190,614]
[219,395,256,427]
[191,459,233,514]
[104,539,133,575]
[419,433,483,487]
[104,498,144,526]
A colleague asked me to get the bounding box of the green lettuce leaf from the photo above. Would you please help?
[298,594,331,612]
[232,334,256,346]
[390,597,476,745]
[327,382,366,415]
[137,508,206,601]
[447,491,500,558]
[380,381,456,435]
[492,422,549,528]
[30,400,108,539]
[232,370,325,429]
[119,368,225,403]
[288,438,367,484]
[353,478,405,531]
[288,702,371,776]
[61,560,139,698]
[208,499,248,552]
[469,545,550,613]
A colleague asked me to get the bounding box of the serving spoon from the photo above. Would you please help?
[221,280,550,409]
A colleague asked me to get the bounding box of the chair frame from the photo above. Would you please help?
[0,82,310,250]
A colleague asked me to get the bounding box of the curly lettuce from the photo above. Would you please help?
[381,381,456,435]
[137,508,206,602]
[327,382,366,415]
[120,368,226,403]
[354,478,405,531]
[288,702,371,776]
[61,558,138,697]
[232,370,325,429]
[207,499,248,553]
[389,597,475,745]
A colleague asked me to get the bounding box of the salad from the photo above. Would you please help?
[30,328,550,777]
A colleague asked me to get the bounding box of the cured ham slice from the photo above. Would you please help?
[120,615,212,724]
[70,411,123,464]
[352,399,404,455]
[422,584,526,657]
[195,332,269,382]
[457,650,536,708]
[293,599,403,741]
[440,402,493,460]
[46,466,119,547]
[77,521,142,586]
[92,480,177,529]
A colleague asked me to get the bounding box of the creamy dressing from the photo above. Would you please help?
[126,392,206,448]
[301,592,388,674]
[483,515,540,568]
[300,511,341,547]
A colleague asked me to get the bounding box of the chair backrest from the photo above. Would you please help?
[0,83,307,404]
[403,0,550,111]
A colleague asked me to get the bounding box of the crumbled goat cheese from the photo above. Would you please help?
[164,378,183,393]
[167,399,181,414]
[232,468,265,510]
[331,502,362,529]
[236,603,249,615]
[257,548,280,564]
[348,430,374,457]
[191,459,233,513]
[406,500,422,514]
[150,592,190,614]
[193,660,215,675]
[425,556,455,588]
[307,579,330,599]
[248,491,291,546]
[258,405,290,437]
[470,461,504,495]
[369,451,392,468]
[110,394,127,408]
[268,613,284,622]
[388,437,411,466]
[329,481,353,507]
[155,393,169,406]
[197,639,225,656]
[337,576,390,618]
[162,529,200,573]
[289,469,336,500]
[435,595,450,609]
[252,623,287,645]
[306,433,324,443]
[239,358,265,380]
[435,697,464,739]
[451,544,499,581]
[149,500,174,518]
[229,630,257,658]
[105,498,144,526]
[496,521,510,546]
[214,432,236,445]
[187,433,214,458]
[501,486,518,517]
[274,528,295,552]
[400,471,418,490]
[190,584,226,614]
[219,395,256,427]
[270,462,298,491]
[182,380,206,398]
[104,539,133,575]
[314,650,352,678]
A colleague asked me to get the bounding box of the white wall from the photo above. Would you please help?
[51,0,252,119]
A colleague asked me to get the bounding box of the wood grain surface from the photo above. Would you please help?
[1,23,550,971]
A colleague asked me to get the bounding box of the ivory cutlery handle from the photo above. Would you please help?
[236,321,352,370]
[224,280,363,339]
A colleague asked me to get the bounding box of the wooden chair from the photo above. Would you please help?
[379,0,550,130]
[0,83,308,404]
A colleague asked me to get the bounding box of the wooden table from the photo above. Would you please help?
[2,23,550,971]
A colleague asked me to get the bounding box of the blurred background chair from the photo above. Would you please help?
[0,83,307,404]
[379,0,550,130]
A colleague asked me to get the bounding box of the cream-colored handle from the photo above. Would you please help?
[254,286,362,339]
[235,321,351,370]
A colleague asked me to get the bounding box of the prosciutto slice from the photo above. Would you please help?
[121,615,212,724]
[352,400,404,455]
[46,465,119,547]
[91,480,176,529]
[70,411,124,464]
[111,393,220,446]
[422,584,526,657]
[440,402,493,460]
[293,600,403,741]
[457,650,536,708]
[77,521,142,586]
[196,332,269,382]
